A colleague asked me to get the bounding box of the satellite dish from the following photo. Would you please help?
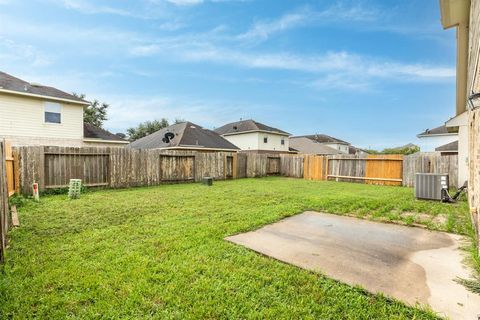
[162,132,175,143]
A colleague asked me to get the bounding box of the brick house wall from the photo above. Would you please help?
[467,0,480,251]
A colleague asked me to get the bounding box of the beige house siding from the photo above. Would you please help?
[0,92,84,146]
[467,0,480,251]
[223,131,289,152]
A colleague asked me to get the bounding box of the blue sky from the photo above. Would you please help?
[0,0,456,149]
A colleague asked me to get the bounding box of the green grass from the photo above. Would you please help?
[0,177,472,319]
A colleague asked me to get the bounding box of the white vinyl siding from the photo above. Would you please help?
[0,93,84,141]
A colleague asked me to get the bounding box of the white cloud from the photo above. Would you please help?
[178,45,455,81]
[0,37,53,67]
[166,0,203,5]
[58,0,137,16]
[238,3,379,42]
[98,94,253,133]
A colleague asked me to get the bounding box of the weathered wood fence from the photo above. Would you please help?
[403,153,459,187]
[15,147,305,195]
[13,146,460,196]
[0,141,10,262]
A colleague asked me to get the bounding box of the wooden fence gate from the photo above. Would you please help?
[267,157,281,175]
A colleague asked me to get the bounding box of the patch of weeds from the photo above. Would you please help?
[454,277,480,294]
[8,195,29,208]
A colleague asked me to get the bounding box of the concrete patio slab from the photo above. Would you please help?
[226,211,480,319]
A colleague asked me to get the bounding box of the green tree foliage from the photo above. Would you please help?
[365,144,420,155]
[73,93,109,128]
[127,118,170,142]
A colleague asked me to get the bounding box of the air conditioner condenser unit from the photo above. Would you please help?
[415,173,449,201]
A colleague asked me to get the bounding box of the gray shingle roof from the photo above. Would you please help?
[129,122,240,150]
[0,71,88,104]
[214,119,290,136]
[435,140,458,152]
[84,123,127,142]
[292,134,350,145]
[417,125,450,137]
[289,137,341,155]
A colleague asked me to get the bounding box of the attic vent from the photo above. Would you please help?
[233,126,238,130]
[30,82,42,87]
[190,125,196,129]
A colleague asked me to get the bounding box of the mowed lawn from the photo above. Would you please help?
[0,177,472,319]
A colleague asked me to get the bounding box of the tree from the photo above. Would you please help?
[127,118,170,142]
[365,144,420,155]
[73,93,109,128]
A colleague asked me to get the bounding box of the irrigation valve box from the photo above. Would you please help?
[68,179,82,199]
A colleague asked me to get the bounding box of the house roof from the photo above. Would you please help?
[83,123,128,143]
[348,146,367,155]
[435,140,459,152]
[417,125,453,137]
[0,71,89,105]
[292,134,350,145]
[214,119,290,136]
[129,122,240,151]
[289,137,342,155]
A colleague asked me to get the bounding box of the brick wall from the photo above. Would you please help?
[468,0,480,250]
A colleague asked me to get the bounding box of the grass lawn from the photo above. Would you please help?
[0,177,473,319]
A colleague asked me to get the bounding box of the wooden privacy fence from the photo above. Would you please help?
[14,146,461,195]
[0,141,10,263]
[403,153,458,188]
[15,147,306,195]
[304,154,404,186]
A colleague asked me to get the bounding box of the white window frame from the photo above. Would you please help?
[44,102,63,124]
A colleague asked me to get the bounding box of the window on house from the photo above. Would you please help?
[281,138,285,145]
[264,136,268,143]
[45,102,62,124]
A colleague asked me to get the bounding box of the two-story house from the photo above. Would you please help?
[214,119,291,153]
[290,134,351,154]
[0,71,128,147]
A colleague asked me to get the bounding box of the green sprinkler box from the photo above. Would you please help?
[68,179,82,199]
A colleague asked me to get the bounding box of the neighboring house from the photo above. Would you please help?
[348,146,368,156]
[0,71,128,147]
[435,140,458,155]
[291,134,351,154]
[416,125,458,152]
[289,137,341,155]
[214,119,291,153]
[83,123,129,147]
[445,111,469,186]
[129,121,239,152]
